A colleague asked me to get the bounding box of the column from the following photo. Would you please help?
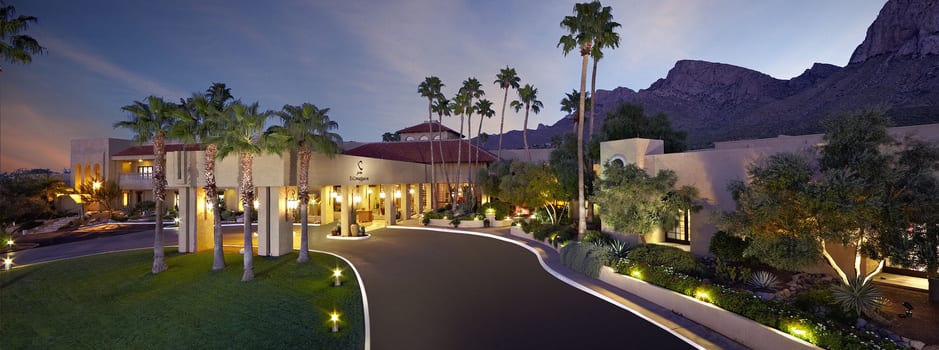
[319,186,333,224]
[384,183,396,226]
[267,186,292,256]
[257,186,271,256]
[401,184,411,220]
[193,187,213,252]
[177,187,193,253]
[340,185,350,236]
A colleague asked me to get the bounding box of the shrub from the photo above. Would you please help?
[449,217,461,228]
[748,271,779,291]
[478,201,512,220]
[520,220,539,234]
[581,230,609,244]
[560,242,607,278]
[110,214,129,222]
[715,259,751,284]
[709,231,749,262]
[423,211,444,220]
[422,216,430,226]
[533,224,576,247]
[627,244,699,275]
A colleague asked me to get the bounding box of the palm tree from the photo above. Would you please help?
[510,84,542,162]
[561,89,591,133]
[459,78,484,200]
[0,2,44,68]
[494,67,521,159]
[559,0,604,239]
[588,6,620,139]
[418,77,444,209]
[449,92,468,209]
[269,103,342,263]
[174,83,233,271]
[432,95,453,204]
[211,100,275,281]
[114,96,178,274]
[473,98,495,174]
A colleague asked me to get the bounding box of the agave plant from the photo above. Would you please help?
[831,277,885,319]
[748,271,780,291]
[606,240,630,261]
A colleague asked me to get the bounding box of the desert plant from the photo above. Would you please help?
[449,217,461,228]
[606,240,630,262]
[709,230,749,262]
[560,242,606,278]
[580,230,608,244]
[715,259,751,284]
[748,271,780,291]
[831,277,885,319]
[422,216,430,226]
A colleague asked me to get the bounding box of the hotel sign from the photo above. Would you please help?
[350,160,369,182]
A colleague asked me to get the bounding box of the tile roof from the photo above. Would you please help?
[395,121,460,136]
[344,140,497,164]
[113,144,204,157]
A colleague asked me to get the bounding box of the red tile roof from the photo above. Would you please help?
[396,121,460,136]
[113,144,204,157]
[344,140,497,164]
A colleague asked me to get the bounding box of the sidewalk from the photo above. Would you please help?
[393,220,748,350]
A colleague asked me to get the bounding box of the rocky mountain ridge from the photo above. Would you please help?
[482,0,939,150]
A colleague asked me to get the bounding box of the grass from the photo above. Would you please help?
[0,249,364,349]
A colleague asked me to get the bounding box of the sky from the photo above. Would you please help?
[0,0,887,172]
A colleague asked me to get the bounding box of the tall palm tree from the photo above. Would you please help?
[588,6,620,140]
[561,89,590,132]
[459,78,484,201]
[174,82,233,271]
[494,67,521,159]
[432,95,453,204]
[269,103,342,263]
[559,0,604,239]
[449,92,468,209]
[418,77,444,209]
[510,84,542,162]
[0,2,44,68]
[114,96,178,274]
[473,98,495,174]
[211,100,276,281]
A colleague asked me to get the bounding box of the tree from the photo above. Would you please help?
[510,84,542,162]
[876,139,939,302]
[269,103,342,263]
[115,96,178,274]
[588,103,687,158]
[174,83,233,271]
[0,2,44,68]
[560,89,590,132]
[79,178,121,216]
[381,132,400,142]
[594,160,700,244]
[550,133,595,206]
[494,66,521,159]
[418,76,444,209]
[459,78,485,202]
[473,99,494,177]
[432,95,453,204]
[211,100,278,281]
[499,161,567,224]
[559,1,604,239]
[0,170,67,226]
[587,4,620,139]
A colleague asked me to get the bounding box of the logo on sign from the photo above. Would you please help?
[350,160,369,182]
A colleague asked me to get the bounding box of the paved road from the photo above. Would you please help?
[313,228,694,350]
[9,227,178,266]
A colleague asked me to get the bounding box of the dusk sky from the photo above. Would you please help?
[0,0,886,172]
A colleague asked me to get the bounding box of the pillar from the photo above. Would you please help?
[320,186,334,224]
[177,187,193,253]
[384,183,396,226]
[401,184,411,220]
[256,186,293,256]
[340,185,350,236]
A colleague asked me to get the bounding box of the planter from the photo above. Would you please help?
[428,219,451,227]
[490,219,513,228]
[458,220,485,228]
[598,266,818,350]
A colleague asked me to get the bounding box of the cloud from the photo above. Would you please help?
[41,37,187,98]
[0,103,104,172]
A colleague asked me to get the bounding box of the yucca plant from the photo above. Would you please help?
[607,240,629,259]
[748,271,780,291]
[831,277,885,319]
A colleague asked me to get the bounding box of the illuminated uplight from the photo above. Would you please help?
[333,267,342,286]
[329,311,340,332]
[630,269,643,279]
[6,239,13,247]
[694,287,712,302]
[253,200,260,208]
[486,208,495,214]
[287,199,299,210]
[408,189,414,194]
[3,257,12,270]
[92,181,102,190]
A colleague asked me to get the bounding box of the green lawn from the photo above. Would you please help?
[0,249,364,349]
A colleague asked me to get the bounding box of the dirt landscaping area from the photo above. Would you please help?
[881,284,939,346]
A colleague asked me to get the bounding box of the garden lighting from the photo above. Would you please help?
[333,267,342,286]
[330,311,340,332]
[3,257,12,270]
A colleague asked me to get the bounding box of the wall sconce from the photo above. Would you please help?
[379,192,386,199]
[92,181,102,190]
[394,190,401,199]
[366,188,373,194]
[286,189,299,210]
[353,195,361,204]
[409,188,415,194]
[253,199,260,209]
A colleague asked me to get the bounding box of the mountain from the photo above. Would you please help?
[483,0,939,150]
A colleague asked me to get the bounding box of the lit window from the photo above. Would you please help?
[137,166,153,176]
[666,210,690,244]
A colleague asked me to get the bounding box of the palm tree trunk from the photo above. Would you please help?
[498,87,508,160]
[588,55,599,141]
[151,132,168,274]
[205,143,224,270]
[240,152,255,282]
[456,113,464,209]
[437,115,452,208]
[523,107,531,162]
[297,147,312,263]
[475,116,484,205]
[428,102,437,210]
[576,49,590,239]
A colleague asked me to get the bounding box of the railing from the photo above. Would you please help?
[119,173,153,189]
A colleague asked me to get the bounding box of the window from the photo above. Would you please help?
[666,210,690,244]
[137,166,153,177]
[419,135,429,141]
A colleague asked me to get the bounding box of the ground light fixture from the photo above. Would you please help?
[6,239,12,248]
[329,311,340,333]
[630,269,642,280]
[3,256,12,270]
[333,266,342,286]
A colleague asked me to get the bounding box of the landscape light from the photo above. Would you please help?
[92,181,102,190]
[630,269,642,279]
[333,267,342,286]
[694,288,711,302]
[6,239,13,248]
[330,311,340,332]
[3,257,12,270]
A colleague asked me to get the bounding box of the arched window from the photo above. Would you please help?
[419,135,429,141]
[405,136,416,141]
[610,156,626,167]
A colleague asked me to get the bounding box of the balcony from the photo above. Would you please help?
[119,173,153,190]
